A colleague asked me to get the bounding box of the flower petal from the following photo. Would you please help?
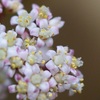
[39,19,48,29]
[32,64,40,74]
[10,16,18,25]
[16,25,25,34]
[7,67,15,77]
[46,50,56,59]
[8,85,16,93]
[49,77,57,87]
[39,82,49,92]
[45,38,53,47]
[36,38,45,47]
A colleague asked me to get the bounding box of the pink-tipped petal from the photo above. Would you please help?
[8,85,16,93]
[32,4,39,10]
[15,74,23,82]
[16,94,26,100]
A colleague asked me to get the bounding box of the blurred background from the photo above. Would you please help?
[1,0,100,100]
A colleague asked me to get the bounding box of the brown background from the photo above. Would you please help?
[1,0,100,100]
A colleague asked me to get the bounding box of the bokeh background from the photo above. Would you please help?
[1,0,100,100]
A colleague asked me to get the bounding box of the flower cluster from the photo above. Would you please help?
[0,2,84,100]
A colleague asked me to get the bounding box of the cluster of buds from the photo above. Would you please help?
[0,2,84,100]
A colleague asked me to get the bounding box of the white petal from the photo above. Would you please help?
[39,82,49,92]
[36,38,45,47]
[28,83,39,100]
[27,23,36,30]
[0,24,6,32]
[49,17,61,26]
[10,16,18,25]
[49,77,57,87]
[61,64,70,74]
[30,9,38,21]
[30,27,39,37]
[7,46,18,58]
[17,9,27,15]
[23,62,33,77]
[39,19,48,29]
[58,84,65,92]
[46,50,56,59]
[0,38,7,48]
[16,25,25,34]
[18,49,28,60]
[16,38,23,47]
[32,64,40,74]
[32,4,39,9]
[45,38,53,47]
[57,21,65,28]
[28,46,37,53]
[42,70,51,79]
[50,26,59,36]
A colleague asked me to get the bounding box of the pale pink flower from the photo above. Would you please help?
[32,4,52,21]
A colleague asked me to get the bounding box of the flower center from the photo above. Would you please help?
[27,52,36,65]
[31,74,42,86]
[37,93,47,100]
[16,81,27,93]
[39,29,52,40]
[23,38,36,48]
[38,6,48,19]
[53,54,65,66]
[18,12,32,27]
[54,72,64,83]
[10,56,23,69]
[71,57,77,69]
[5,31,16,46]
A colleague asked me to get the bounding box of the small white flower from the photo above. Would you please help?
[10,9,39,34]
